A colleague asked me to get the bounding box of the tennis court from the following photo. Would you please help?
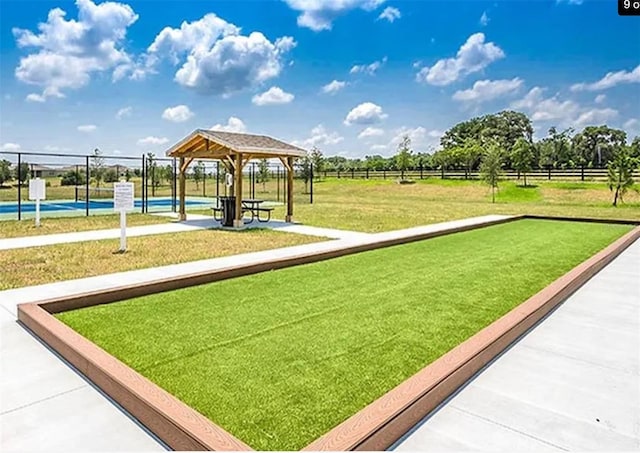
[0,197,211,215]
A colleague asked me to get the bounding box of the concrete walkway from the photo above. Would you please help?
[0,214,370,251]
[394,239,640,451]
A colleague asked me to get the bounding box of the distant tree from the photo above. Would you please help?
[607,146,637,207]
[145,153,160,196]
[193,160,204,189]
[60,169,83,186]
[460,139,482,179]
[15,162,30,184]
[298,153,312,193]
[631,136,640,159]
[480,143,504,203]
[104,168,119,183]
[573,125,626,169]
[540,127,574,170]
[309,147,324,179]
[124,168,131,181]
[161,165,173,186]
[133,168,141,177]
[395,134,413,180]
[91,148,106,188]
[0,159,12,186]
[511,138,535,186]
[258,158,269,191]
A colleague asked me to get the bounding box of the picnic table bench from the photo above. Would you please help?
[212,198,274,224]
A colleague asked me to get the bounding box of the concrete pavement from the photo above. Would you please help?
[393,238,640,452]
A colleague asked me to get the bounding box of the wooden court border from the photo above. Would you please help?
[16,215,640,451]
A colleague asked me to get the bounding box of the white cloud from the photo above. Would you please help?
[116,106,133,119]
[594,94,606,104]
[211,116,247,133]
[479,11,489,26]
[416,33,504,86]
[251,86,295,106]
[378,6,401,22]
[26,93,45,103]
[292,124,344,149]
[344,102,388,125]
[137,136,169,146]
[511,86,619,128]
[44,145,71,152]
[283,0,386,31]
[452,78,523,103]
[12,0,138,101]
[162,105,194,122]
[624,119,639,136]
[77,124,97,132]
[511,87,580,122]
[135,14,296,96]
[1,143,21,151]
[369,126,441,155]
[350,56,387,75]
[574,108,619,128]
[322,79,346,94]
[358,127,385,140]
[570,65,640,92]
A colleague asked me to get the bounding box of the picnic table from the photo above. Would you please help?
[212,197,274,225]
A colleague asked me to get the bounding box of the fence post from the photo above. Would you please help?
[351,168,354,179]
[85,155,90,216]
[420,163,423,179]
[548,166,551,180]
[310,163,313,204]
[17,153,21,220]
[366,168,369,179]
[203,167,206,197]
[581,165,584,182]
[383,169,386,180]
[277,167,280,202]
[172,158,177,212]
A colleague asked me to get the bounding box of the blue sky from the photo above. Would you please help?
[0,0,639,160]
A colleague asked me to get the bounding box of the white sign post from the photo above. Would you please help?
[113,182,134,252]
[28,178,46,227]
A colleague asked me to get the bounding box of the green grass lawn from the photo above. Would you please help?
[56,219,632,450]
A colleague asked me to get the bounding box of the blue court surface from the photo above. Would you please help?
[0,197,211,214]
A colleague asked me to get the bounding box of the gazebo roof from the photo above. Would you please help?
[165,129,307,159]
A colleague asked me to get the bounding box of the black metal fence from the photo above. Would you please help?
[320,167,640,181]
[0,151,314,221]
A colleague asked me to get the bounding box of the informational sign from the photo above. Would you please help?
[225,173,233,187]
[113,182,134,212]
[28,178,46,227]
[113,182,134,252]
[29,178,46,201]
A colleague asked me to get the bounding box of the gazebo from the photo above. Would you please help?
[165,129,307,227]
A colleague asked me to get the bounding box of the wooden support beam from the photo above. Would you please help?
[286,156,294,223]
[278,156,292,172]
[233,153,243,228]
[179,157,186,221]
[240,155,253,169]
[180,157,194,173]
[225,155,236,170]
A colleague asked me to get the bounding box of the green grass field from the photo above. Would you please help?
[56,219,632,450]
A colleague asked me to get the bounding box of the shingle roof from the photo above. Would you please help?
[165,129,307,158]
[199,129,306,154]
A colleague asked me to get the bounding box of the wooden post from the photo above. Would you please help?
[179,157,186,221]
[234,153,243,228]
[286,156,294,222]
